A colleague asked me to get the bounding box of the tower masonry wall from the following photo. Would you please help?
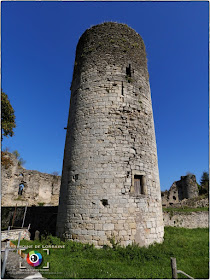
[56,22,164,247]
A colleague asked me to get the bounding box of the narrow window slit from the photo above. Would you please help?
[126,64,131,77]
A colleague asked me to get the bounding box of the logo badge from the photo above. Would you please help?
[26,251,42,267]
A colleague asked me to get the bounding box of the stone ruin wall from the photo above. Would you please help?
[56,22,164,247]
[161,174,199,207]
[163,211,208,228]
[1,152,61,206]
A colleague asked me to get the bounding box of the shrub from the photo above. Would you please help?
[1,151,13,169]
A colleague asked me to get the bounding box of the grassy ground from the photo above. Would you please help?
[163,207,209,213]
[13,227,209,279]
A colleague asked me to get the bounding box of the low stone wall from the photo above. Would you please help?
[1,228,31,241]
[163,211,209,228]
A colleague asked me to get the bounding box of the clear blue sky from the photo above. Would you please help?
[2,1,209,191]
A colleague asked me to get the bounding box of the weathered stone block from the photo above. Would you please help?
[103,224,114,231]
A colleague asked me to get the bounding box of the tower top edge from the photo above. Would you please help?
[70,21,148,89]
[79,21,144,42]
[88,21,139,33]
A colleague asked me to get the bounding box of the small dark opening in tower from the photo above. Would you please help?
[18,183,24,196]
[101,199,108,207]
[126,64,131,77]
[173,196,176,200]
[122,81,124,96]
[72,174,79,182]
[134,175,144,195]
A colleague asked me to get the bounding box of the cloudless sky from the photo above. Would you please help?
[2,1,209,191]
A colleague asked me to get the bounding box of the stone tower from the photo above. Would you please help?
[56,22,164,247]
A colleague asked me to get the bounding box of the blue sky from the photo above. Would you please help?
[2,1,209,191]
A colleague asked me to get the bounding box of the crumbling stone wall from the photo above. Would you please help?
[57,22,164,247]
[1,152,61,206]
[161,174,199,207]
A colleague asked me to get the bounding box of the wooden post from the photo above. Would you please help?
[21,205,27,228]
[171,257,178,279]
[11,204,17,228]
[35,230,40,240]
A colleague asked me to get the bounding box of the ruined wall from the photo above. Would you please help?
[161,174,199,207]
[57,22,164,247]
[163,211,209,228]
[1,152,61,206]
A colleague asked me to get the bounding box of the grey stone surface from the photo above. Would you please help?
[56,22,164,247]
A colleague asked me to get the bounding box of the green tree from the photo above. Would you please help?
[199,171,209,195]
[200,171,209,188]
[1,90,16,140]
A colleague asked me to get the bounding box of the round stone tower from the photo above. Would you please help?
[56,22,164,247]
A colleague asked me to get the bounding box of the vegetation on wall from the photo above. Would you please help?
[12,150,26,167]
[1,151,13,169]
[1,150,26,168]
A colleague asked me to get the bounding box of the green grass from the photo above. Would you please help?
[13,227,209,279]
[163,207,209,212]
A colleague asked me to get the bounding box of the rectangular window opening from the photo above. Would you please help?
[134,175,144,195]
